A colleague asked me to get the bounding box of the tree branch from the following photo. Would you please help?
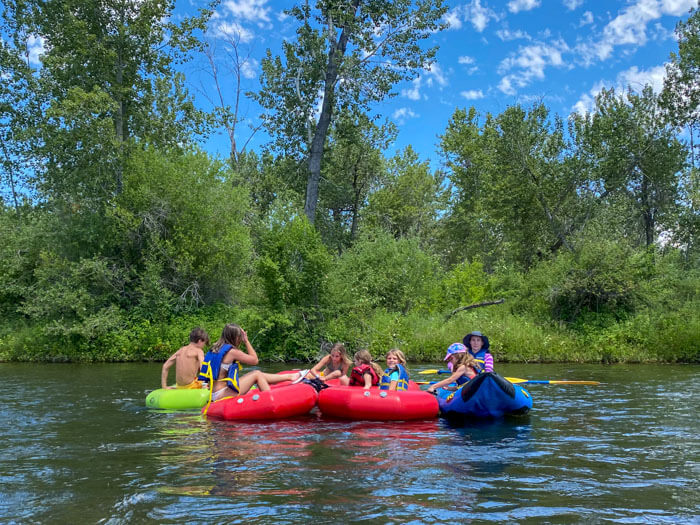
[445,299,505,321]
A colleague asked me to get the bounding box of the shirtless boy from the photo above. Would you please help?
[161,327,210,389]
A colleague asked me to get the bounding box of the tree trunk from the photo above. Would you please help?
[304,1,360,224]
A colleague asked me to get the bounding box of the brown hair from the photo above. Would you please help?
[330,342,352,366]
[386,348,406,365]
[211,323,244,352]
[189,327,210,345]
[354,349,384,377]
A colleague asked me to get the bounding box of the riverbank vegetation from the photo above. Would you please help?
[0,3,698,363]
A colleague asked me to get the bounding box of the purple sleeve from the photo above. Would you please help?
[484,352,494,372]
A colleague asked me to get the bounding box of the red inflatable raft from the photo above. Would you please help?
[203,382,318,421]
[317,385,439,421]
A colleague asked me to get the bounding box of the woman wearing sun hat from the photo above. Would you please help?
[462,330,494,373]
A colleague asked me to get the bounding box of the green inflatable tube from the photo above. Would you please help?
[145,388,209,410]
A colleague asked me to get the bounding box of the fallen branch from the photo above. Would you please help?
[446,299,505,321]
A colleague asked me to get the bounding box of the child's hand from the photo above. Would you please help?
[241,329,248,342]
[427,386,435,394]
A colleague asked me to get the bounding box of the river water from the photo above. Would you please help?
[1,362,698,524]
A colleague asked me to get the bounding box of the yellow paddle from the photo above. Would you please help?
[416,370,600,385]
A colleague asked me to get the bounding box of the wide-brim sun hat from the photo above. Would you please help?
[444,342,467,361]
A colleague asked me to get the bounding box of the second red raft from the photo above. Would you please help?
[317,385,439,421]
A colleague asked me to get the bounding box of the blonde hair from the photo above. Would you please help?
[386,348,406,365]
[452,352,479,374]
[354,349,384,377]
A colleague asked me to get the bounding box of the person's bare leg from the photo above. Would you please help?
[236,371,269,395]
[339,376,350,386]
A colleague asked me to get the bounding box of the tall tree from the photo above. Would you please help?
[580,87,686,248]
[319,112,395,251]
[254,0,447,224]
[663,7,699,168]
[363,146,446,242]
[439,104,592,269]
[662,7,699,259]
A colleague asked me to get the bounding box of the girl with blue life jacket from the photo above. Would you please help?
[463,330,494,373]
[426,343,479,394]
[348,349,384,389]
[200,324,307,401]
[380,349,410,391]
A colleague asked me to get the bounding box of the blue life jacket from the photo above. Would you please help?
[456,374,471,386]
[198,344,242,392]
[468,348,489,373]
[379,363,409,391]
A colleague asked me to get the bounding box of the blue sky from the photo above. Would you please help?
[6,0,673,168]
[175,0,696,166]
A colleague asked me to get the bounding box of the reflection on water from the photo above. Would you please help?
[1,363,698,523]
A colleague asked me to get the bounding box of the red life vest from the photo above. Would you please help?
[349,364,380,386]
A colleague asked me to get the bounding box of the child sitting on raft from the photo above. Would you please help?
[201,324,307,401]
[427,343,480,394]
[348,349,384,389]
[304,343,352,383]
[380,348,410,391]
[463,330,494,373]
[161,327,209,389]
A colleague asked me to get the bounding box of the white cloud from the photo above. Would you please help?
[577,0,697,64]
[461,89,485,100]
[498,40,570,94]
[212,21,255,43]
[222,0,271,24]
[572,64,667,114]
[563,0,584,10]
[446,1,499,33]
[401,62,449,100]
[496,28,532,41]
[393,107,418,125]
[579,11,594,27]
[458,55,475,65]
[425,62,449,88]
[241,58,259,79]
[401,78,422,100]
[27,35,45,66]
[443,10,463,30]
[508,0,541,14]
[659,0,697,16]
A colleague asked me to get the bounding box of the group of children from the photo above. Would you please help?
[160,324,494,398]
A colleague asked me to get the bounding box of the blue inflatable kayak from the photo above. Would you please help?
[437,372,532,419]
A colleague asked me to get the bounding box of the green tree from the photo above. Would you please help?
[254,0,447,224]
[439,104,591,269]
[319,113,395,252]
[579,87,686,247]
[363,146,446,242]
[662,7,699,261]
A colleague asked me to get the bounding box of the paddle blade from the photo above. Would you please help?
[418,369,440,375]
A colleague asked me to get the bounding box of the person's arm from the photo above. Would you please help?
[483,352,494,372]
[363,372,373,389]
[427,366,465,393]
[196,349,204,379]
[161,352,177,389]
[230,329,259,366]
[310,355,329,377]
[388,370,399,391]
